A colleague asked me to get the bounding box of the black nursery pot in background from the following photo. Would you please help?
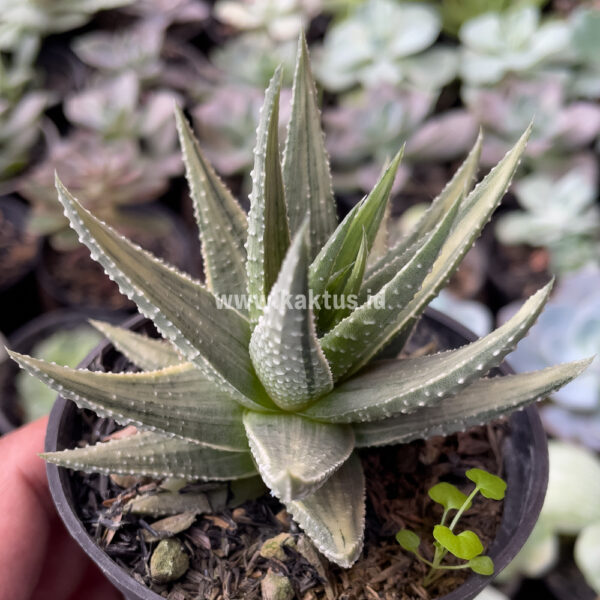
[45,310,549,600]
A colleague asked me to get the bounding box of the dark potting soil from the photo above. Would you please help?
[72,418,505,600]
[64,320,507,600]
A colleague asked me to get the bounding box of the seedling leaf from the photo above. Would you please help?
[428,482,471,512]
[466,468,507,500]
[432,526,483,560]
[469,555,494,576]
[396,530,421,554]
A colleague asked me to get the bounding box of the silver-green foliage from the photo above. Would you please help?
[10,34,591,568]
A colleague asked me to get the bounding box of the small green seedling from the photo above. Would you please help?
[396,468,506,586]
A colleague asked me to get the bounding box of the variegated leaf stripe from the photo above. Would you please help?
[90,320,182,371]
[243,412,354,502]
[321,229,369,331]
[246,66,290,324]
[305,281,552,423]
[362,131,482,287]
[353,359,593,447]
[376,126,531,354]
[286,451,365,568]
[42,431,257,480]
[55,178,272,411]
[175,107,248,302]
[321,191,461,381]
[308,149,403,301]
[10,351,250,451]
[249,223,333,410]
[283,33,337,261]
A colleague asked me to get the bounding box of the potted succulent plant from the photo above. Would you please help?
[11,36,590,599]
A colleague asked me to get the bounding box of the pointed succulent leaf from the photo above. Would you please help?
[321,230,368,331]
[374,127,531,354]
[306,282,553,422]
[55,178,271,410]
[249,223,333,410]
[42,431,256,480]
[321,193,460,381]
[175,107,248,300]
[352,359,593,447]
[283,33,337,261]
[243,412,354,502]
[429,483,471,512]
[246,66,290,323]
[466,468,506,500]
[433,526,483,560]
[309,150,403,301]
[89,320,182,370]
[10,352,250,451]
[363,131,482,290]
[285,452,365,568]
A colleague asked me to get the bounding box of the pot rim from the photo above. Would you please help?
[45,310,549,600]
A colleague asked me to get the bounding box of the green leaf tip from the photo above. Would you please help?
[396,529,421,554]
[466,469,507,500]
[469,555,494,576]
[428,482,471,512]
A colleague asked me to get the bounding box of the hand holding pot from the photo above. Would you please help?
[0,418,122,600]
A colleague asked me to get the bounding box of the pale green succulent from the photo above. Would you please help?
[214,0,322,41]
[407,0,548,37]
[16,326,103,423]
[495,170,600,274]
[211,32,296,88]
[19,132,180,250]
[72,21,165,82]
[459,6,571,86]
[64,72,180,157]
[0,0,133,50]
[10,36,590,568]
[317,0,458,92]
[0,40,48,184]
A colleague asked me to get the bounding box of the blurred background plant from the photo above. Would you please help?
[496,170,600,275]
[14,324,102,422]
[316,0,457,92]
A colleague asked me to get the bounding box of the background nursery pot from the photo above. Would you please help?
[45,310,549,600]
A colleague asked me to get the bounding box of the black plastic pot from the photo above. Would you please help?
[45,310,549,600]
[0,309,127,434]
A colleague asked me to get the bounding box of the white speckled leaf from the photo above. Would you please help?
[42,431,257,480]
[308,150,403,301]
[250,224,332,410]
[175,107,248,300]
[285,452,365,568]
[90,320,182,371]
[55,178,271,411]
[376,127,531,355]
[243,411,354,502]
[10,351,250,451]
[304,282,553,423]
[353,359,592,447]
[246,66,290,323]
[321,192,460,381]
[283,33,337,261]
[362,132,482,296]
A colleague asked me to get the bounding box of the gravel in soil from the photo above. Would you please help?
[69,413,505,600]
[62,321,506,600]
